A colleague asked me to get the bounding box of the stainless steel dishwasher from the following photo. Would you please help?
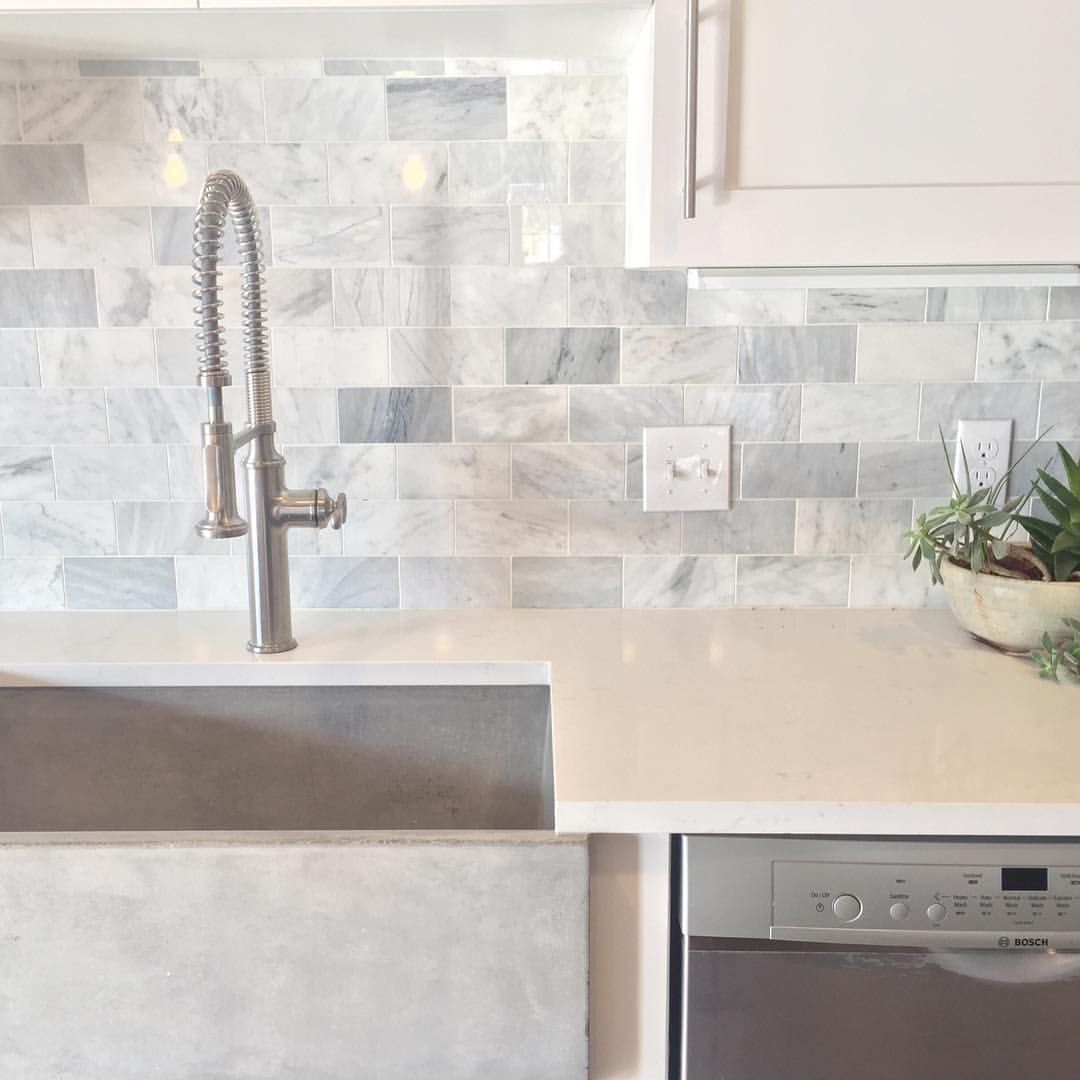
[673,836,1080,1080]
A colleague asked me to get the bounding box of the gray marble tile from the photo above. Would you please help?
[97,267,191,328]
[736,556,850,608]
[79,59,201,77]
[919,381,1041,440]
[37,329,155,387]
[143,78,264,141]
[977,322,1080,380]
[273,207,387,267]
[272,327,388,387]
[0,209,32,267]
[265,77,385,140]
[0,270,97,329]
[795,498,912,555]
[106,387,202,444]
[203,59,322,77]
[33,206,152,269]
[0,60,78,80]
[397,445,509,499]
[687,287,805,327]
[857,323,977,382]
[263,269,333,327]
[508,77,626,140]
[290,557,399,609]
[2,501,115,556]
[330,143,448,205]
[0,330,39,387]
[54,445,170,500]
[447,58,565,75]
[739,326,855,384]
[569,386,681,442]
[65,556,177,610]
[1048,287,1080,320]
[0,389,106,444]
[335,268,451,327]
[511,204,624,266]
[400,556,509,608]
[326,59,445,76]
[511,443,625,499]
[623,555,735,609]
[391,206,508,266]
[0,146,88,205]
[265,388,338,444]
[569,268,686,326]
[1005,439,1080,502]
[0,559,64,610]
[0,448,54,500]
[454,387,567,442]
[343,500,452,556]
[0,82,18,141]
[684,385,801,442]
[806,288,927,323]
[151,205,272,266]
[857,442,954,498]
[456,499,567,555]
[926,286,1048,322]
[282,444,396,499]
[742,443,857,499]
[451,267,566,326]
[506,327,618,385]
[570,500,679,555]
[621,326,736,385]
[569,141,625,203]
[85,142,207,206]
[21,79,142,142]
[175,555,246,609]
[801,384,919,442]
[389,327,501,386]
[114,501,210,556]
[208,143,329,205]
[339,387,451,443]
[683,500,795,554]
[849,555,946,609]
[511,556,621,608]
[449,142,568,204]
[1040,383,1080,439]
[387,78,506,140]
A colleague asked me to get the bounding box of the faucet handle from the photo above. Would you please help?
[329,492,347,530]
[314,489,348,530]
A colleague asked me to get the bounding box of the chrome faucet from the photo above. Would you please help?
[192,170,346,654]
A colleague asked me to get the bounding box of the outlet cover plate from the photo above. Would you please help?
[953,419,1013,503]
[643,425,732,512]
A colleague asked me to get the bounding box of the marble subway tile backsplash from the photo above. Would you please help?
[0,57,1073,611]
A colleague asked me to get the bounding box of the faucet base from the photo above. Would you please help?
[246,637,298,655]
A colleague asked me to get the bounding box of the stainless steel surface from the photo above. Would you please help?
[192,170,346,653]
[682,0,699,220]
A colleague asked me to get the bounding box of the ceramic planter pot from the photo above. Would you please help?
[940,558,1080,653]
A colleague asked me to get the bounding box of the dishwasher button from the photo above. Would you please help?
[926,903,948,923]
[832,894,862,922]
[889,902,910,921]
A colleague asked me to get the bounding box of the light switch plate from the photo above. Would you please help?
[643,426,732,512]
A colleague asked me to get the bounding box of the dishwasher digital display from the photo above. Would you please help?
[1001,867,1049,891]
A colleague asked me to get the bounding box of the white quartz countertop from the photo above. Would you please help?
[0,608,1076,835]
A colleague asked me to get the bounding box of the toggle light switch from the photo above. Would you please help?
[642,425,732,512]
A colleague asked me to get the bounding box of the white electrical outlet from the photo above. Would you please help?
[953,419,1013,502]
[642,426,732,511]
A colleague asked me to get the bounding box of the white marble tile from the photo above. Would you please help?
[806,288,927,324]
[568,142,625,203]
[511,444,625,499]
[265,78,385,141]
[65,556,177,610]
[208,143,329,205]
[204,58,321,77]
[918,381,1042,440]
[37,329,156,387]
[387,78,505,140]
[54,445,169,500]
[454,387,567,442]
[511,556,621,608]
[686,288,805,327]
[397,445,509,499]
[268,388,338,444]
[506,327,618,385]
[2,501,116,556]
[272,327,387,387]
[850,555,946,609]
[682,501,796,554]
[926,286,1048,322]
[739,326,856,383]
[175,555,247,609]
[389,328,501,386]
[742,443,857,499]
[1039,383,1080,439]
[326,58,445,76]
[570,500,680,555]
[508,77,626,140]
[0,209,32,267]
[795,498,912,555]
[448,142,568,204]
[685,385,801,442]
[569,268,686,325]
[622,327,736,384]
[0,559,64,610]
[289,556,399,609]
[857,324,977,382]
[623,556,735,609]
[511,204,623,266]
[157,328,240,386]
[334,268,451,327]
[97,267,192,328]
[143,78,264,141]
[391,206,508,266]
[451,267,567,327]
[286,525,343,557]
[736,556,851,608]
[106,387,202,444]
[0,389,106,444]
[21,79,142,142]
[0,330,39,387]
[115,501,212,556]
[977,322,1080,381]
[801,384,919,442]
[857,442,954,499]
[32,206,152,269]
[272,207,387,267]
[0,448,54,500]
[0,147,90,207]
[330,143,448,205]
[1048,287,1080,320]
[79,59,201,77]
[400,556,509,608]
[85,142,208,206]
[166,443,202,500]
[446,58,565,75]
[456,499,567,555]
[0,269,97,328]
[262,269,333,327]
[282,444,396,499]
[343,500,452,556]
[0,81,18,141]
[569,386,682,442]
[151,204,273,267]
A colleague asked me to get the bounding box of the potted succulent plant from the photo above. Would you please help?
[905,439,1080,659]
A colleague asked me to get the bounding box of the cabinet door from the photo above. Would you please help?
[628,0,1080,268]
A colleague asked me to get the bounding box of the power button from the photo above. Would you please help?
[832,894,862,922]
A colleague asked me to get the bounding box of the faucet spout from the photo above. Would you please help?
[192,170,347,654]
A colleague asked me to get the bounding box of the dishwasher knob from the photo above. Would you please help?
[927,903,947,923]
[833,894,862,922]
[889,902,910,921]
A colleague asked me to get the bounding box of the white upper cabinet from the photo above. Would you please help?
[627,0,1080,268]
